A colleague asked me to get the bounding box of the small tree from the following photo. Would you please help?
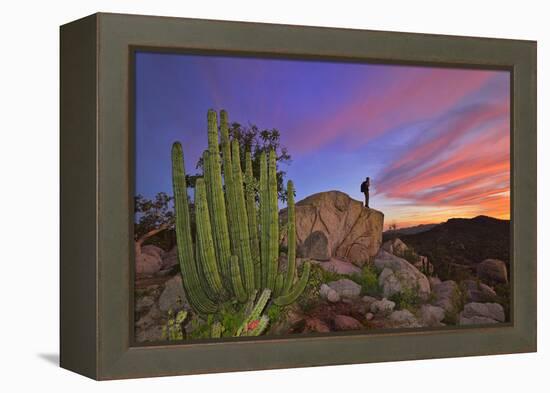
[188,122,292,202]
[134,192,175,252]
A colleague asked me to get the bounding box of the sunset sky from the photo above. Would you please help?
[135,52,510,229]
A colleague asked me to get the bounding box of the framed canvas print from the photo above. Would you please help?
[60,13,537,380]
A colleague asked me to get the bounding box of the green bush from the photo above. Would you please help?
[389,285,421,311]
[351,264,381,296]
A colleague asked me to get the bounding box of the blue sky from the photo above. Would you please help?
[135,51,510,227]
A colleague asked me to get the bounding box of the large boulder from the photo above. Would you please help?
[462,279,497,303]
[477,259,508,285]
[374,250,430,299]
[382,238,408,256]
[459,302,505,325]
[280,191,384,266]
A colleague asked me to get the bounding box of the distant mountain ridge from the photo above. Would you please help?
[385,215,510,279]
[383,223,439,237]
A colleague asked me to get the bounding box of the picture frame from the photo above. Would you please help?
[60,12,537,380]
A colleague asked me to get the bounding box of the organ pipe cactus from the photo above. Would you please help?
[171,109,310,333]
[171,142,217,314]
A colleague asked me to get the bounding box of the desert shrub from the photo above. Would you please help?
[351,264,381,296]
[443,284,468,325]
[389,285,421,311]
[266,304,284,324]
[297,263,325,313]
[402,248,420,264]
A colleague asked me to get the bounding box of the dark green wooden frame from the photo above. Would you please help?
[60,12,537,380]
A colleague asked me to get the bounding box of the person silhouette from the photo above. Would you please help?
[360,177,370,208]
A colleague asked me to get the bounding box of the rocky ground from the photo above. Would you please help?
[134,237,509,342]
[134,191,510,343]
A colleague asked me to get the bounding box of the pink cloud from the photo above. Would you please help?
[288,67,498,152]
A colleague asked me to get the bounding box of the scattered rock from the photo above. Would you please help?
[320,284,341,303]
[420,304,445,327]
[135,295,155,312]
[361,296,378,308]
[136,251,163,275]
[280,191,383,266]
[460,302,505,323]
[142,244,165,259]
[429,276,442,289]
[327,279,361,298]
[184,315,206,335]
[459,315,500,325]
[477,259,508,284]
[370,298,395,315]
[136,325,164,343]
[333,314,363,331]
[136,304,162,329]
[382,238,408,255]
[389,309,420,327]
[432,280,460,313]
[311,258,361,276]
[158,275,190,312]
[269,304,305,335]
[462,279,497,303]
[304,317,331,333]
[374,250,430,300]
[161,246,179,270]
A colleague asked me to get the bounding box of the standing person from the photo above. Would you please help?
[360,177,370,208]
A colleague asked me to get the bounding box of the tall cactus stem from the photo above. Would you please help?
[219,110,238,256]
[229,255,248,303]
[205,110,233,293]
[231,140,255,294]
[194,178,226,300]
[282,180,296,294]
[171,142,217,314]
[259,152,269,289]
[266,149,279,290]
[244,150,261,289]
[274,262,311,306]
